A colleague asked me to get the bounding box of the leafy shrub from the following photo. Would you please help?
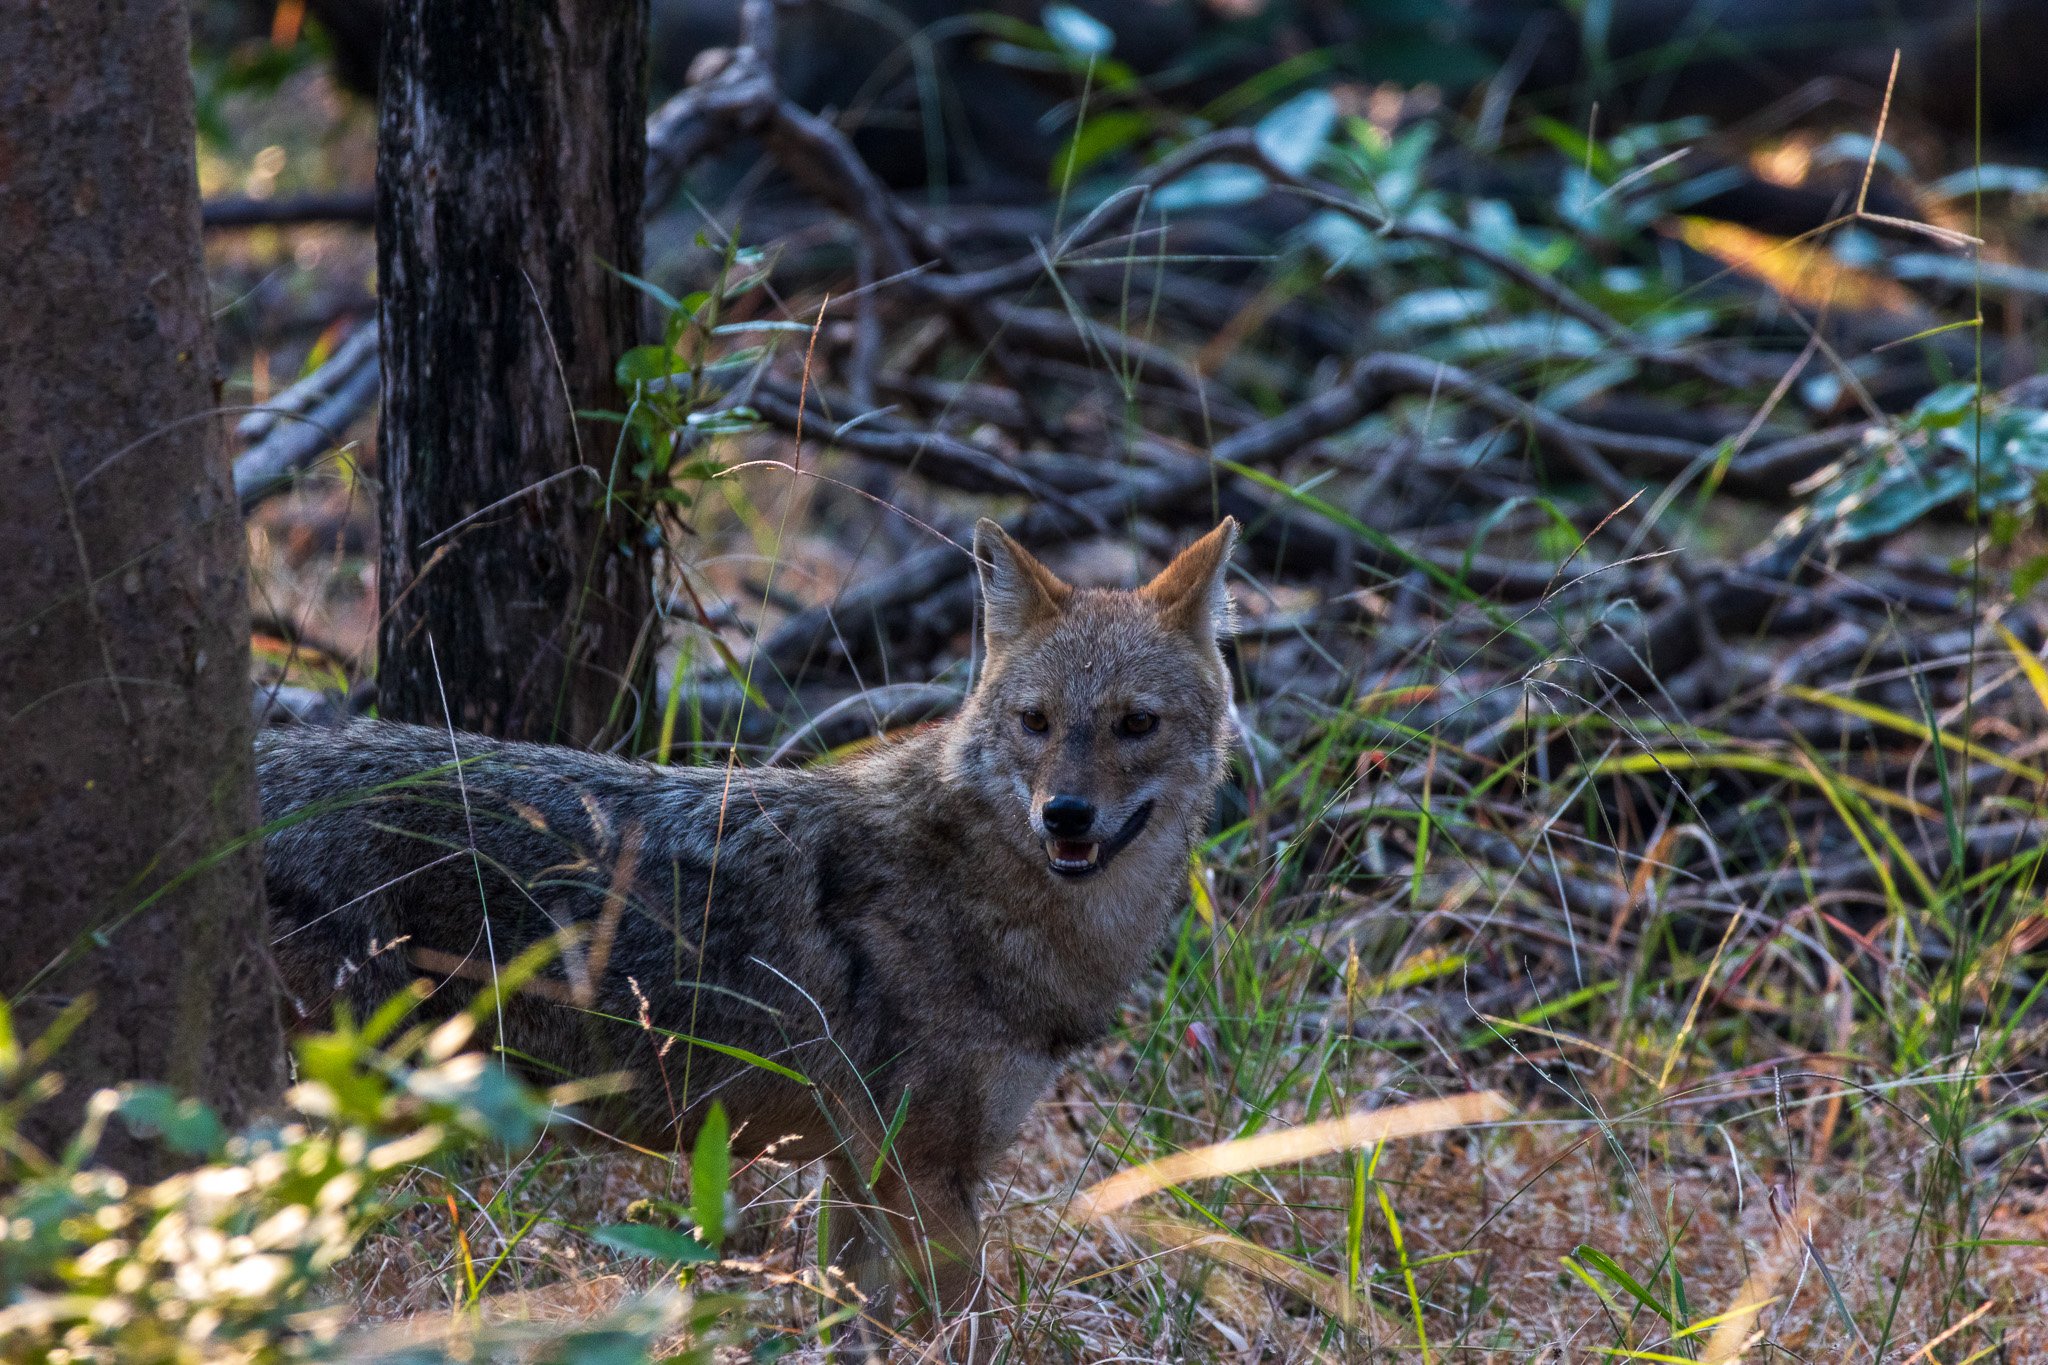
[1783,382,2048,549]
[0,979,731,1364]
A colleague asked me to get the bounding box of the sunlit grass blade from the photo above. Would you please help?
[1074,1092,1513,1219]
[1583,749,1939,819]
[1780,683,2047,785]
[1572,1243,1678,1327]
[1994,622,2048,717]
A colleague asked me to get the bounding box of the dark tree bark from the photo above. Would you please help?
[376,0,655,746]
[307,0,387,96]
[0,0,283,1174]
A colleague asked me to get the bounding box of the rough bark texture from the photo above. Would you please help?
[0,0,283,1173]
[376,0,654,746]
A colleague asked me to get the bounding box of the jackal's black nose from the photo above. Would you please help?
[1041,795,1096,837]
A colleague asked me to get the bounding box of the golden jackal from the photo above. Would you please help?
[257,517,1238,1350]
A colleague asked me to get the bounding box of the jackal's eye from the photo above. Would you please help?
[1020,709,1050,735]
[1117,711,1158,738]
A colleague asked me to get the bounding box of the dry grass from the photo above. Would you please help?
[322,1004,2048,1359]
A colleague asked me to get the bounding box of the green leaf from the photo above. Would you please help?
[1446,315,1603,361]
[1913,382,1978,429]
[574,1009,813,1085]
[1841,463,1973,540]
[1527,115,1616,179]
[617,345,687,386]
[684,414,759,439]
[544,1329,670,1365]
[360,983,426,1049]
[293,1031,391,1123]
[1931,164,2048,198]
[614,269,682,315]
[719,252,777,300]
[1042,3,1113,57]
[20,994,93,1072]
[870,1086,914,1185]
[408,1055,552,1146]
[1155,163,1267,213]
[1571,1244,1677,1326]
[692,1102,731,1249]
[1303,209,1381,271]
[1053,109,1152,187]
[1374,287,1494,336]
[1814,131,1913,180]
[1254,88,1339,177]
[591,1222,717,1264]
[115,1085,226,1157]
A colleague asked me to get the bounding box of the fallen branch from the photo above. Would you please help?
[203,190,376,229]
[233,324,382,508]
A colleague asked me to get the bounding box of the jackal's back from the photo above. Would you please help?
[259,721,871,1147]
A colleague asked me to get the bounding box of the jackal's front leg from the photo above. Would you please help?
[826,1157,989,1362]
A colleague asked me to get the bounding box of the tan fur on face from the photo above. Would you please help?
[1139,518,1238,641]
[974,520,1077,649]
[952,520,1238,869]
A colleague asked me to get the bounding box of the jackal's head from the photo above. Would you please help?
[948,518,1238,881]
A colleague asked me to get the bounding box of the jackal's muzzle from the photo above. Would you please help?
[1042,799,1154,878]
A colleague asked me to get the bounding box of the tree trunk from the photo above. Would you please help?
[0,0,283,1174]
[376,0,655,746]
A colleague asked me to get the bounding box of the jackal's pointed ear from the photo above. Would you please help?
[974,518,1072,651]
[1140,517,1238,640]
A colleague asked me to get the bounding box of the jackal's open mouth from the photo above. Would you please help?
[1047,839,1101,875]
[1043,801,1154,879]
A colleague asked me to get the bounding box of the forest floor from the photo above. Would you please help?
[206,30,2048,1362]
